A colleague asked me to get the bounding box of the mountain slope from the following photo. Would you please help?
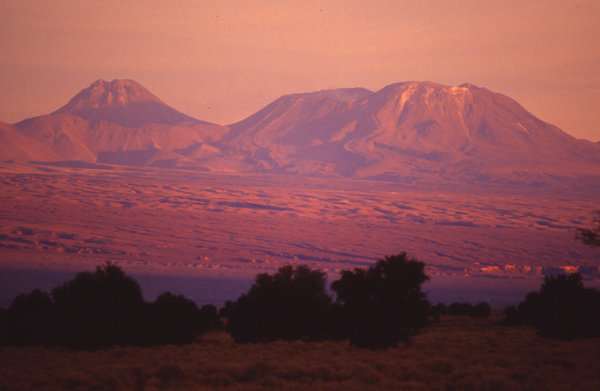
[12,80,228,168]
[0,122,63,162]
[52,79,209,127]
[5,79,599,184]
[220,81,600,184]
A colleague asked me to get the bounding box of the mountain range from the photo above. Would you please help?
[2,79,599,186]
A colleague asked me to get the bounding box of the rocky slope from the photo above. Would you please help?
[220,81,600,184]
[5,79,600,185]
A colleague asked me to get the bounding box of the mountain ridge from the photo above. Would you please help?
[4,79,600,186]
[220,81,600,183]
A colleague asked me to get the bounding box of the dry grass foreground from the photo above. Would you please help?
[1,315,599,391]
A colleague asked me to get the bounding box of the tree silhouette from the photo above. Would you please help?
[146,292,204,346]
[331,253,431,349]
[226,265,333,343]
[0,289,55,347]
[51,262,146,350]
[576,210,600,247]
[503,273,600,340]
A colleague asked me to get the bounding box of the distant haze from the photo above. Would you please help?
[1,1,599,141]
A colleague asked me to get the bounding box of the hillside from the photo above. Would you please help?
[220,81,600,185]
[12,80,228,168]
[4,79,600,185]
[0,122,62,163]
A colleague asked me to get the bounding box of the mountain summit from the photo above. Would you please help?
[52,79,206,127]
[5,79,600,186]
[222,81,600,183]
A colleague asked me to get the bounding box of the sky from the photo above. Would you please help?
[1,0,599,141]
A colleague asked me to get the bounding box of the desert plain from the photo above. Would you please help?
[1,161,598,308]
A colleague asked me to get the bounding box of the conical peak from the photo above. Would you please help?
[51,79,205,127]
[68,79,164,109]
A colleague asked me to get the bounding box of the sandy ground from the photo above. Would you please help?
[0,163,598,307]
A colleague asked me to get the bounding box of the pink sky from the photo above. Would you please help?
[1,0,599,141]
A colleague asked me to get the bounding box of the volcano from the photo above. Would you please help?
[220,81,600,185]
[5,79,600,185]
[52,79,208,127]
[12,80,227,168]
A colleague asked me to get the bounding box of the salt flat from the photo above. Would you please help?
[0,164,598,307]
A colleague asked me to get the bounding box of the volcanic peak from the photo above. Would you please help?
[52,79,206,127]
[54,79,164,112]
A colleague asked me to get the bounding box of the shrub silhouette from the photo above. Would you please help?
[430,303,447,323]
[199,304,221,330]
[503,273,600,340]
[448,302,472,316]
[470,302,491,318]
[575,210,600,247]
[448,302,491,318]
[146,292,204,346]
[226,264,333,343]
[0,263,218,349]
[0,289,55,347]
[51,262,147,350]
[330,253,431,349]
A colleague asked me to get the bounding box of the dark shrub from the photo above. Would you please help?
[503,273,600,340]
[199,304,221,330]
[51,263,146,350]
[576,210,600,247]
[430,303,447,323]
[447,302,491,318]
[226,265,333,343]
[469,302,491,318]
[448,302,473,316]
[331,253,431,349]
[146,292,204,345]
[0,289,55,347]
[502,305,518,325]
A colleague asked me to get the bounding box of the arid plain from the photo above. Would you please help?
[2,79,600,308]
[1,162,598,308]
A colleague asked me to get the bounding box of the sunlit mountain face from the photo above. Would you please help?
[1,79,599,308]
[10,79,228,169]
[221,81,600,185]
[52,79,208,127]
[5,79,600,185]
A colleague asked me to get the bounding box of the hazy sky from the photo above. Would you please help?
[1,0,599,141]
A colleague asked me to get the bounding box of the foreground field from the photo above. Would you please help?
[1,315,599,391]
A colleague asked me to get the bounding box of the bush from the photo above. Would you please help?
[503,273,600,340]
[447,302,491,318]
[145,292,204,346]
[448,302,473,316]
[0,263,218,349]
[51,263,146,350]
[430,303,447,323]
[199,304,222,330]
[331,253,431,349]
[576,210,600,247]
[226,265,334,343]
[470,302,491,318]
[0,289,55,347]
